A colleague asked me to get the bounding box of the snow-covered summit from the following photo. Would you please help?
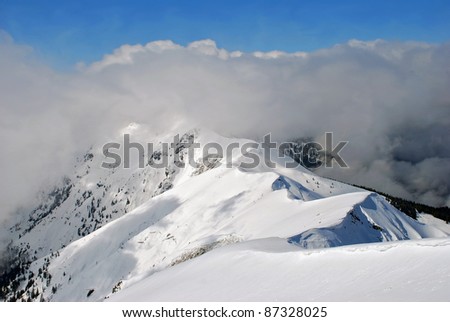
[2,126,449,301]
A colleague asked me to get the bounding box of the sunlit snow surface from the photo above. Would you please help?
[11,128,450,301]
[109,237,450,301]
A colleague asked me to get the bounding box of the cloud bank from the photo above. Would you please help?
[1,32,449,230]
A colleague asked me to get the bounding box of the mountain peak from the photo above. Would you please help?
[1,129,449,301]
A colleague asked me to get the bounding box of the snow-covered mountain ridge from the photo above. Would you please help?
[1,127,449,301]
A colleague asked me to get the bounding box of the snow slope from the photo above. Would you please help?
[417,214,450,235]
[3,126,449,301]
[109,237,450,301]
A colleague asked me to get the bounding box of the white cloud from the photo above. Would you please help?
[1,32,449,231]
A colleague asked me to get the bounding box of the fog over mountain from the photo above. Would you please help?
[1,30,449,230]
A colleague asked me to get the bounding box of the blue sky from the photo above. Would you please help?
[1,0,449,69]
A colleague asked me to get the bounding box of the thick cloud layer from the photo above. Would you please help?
[1,32,449,231]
